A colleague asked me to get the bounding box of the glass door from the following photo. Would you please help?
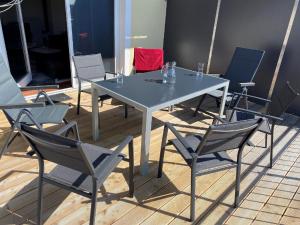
[1,2,31,86]
[66,0,115,87]
[69,0,114,57]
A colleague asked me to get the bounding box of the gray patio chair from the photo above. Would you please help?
[0,55,69,158]
[194,47,265,116]
[157,118,263,221]
[73,53,128,117]
[226,81,300,168]
[17,120,134,225]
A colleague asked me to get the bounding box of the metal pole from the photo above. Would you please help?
[207,0,222,73]
[267,0,299,100]
[16,1,31,74]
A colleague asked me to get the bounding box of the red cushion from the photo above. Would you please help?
[133,48,164,73]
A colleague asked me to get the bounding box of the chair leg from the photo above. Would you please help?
[128,140,134,197]
[190,164,196,222]
[124,104,128,119]
[63,119,73,137]
[37,160,44,225]
[77,90,81,115]
[0,128,16,158]
[90,179,98,225]
[215,98,221,108]
[7,132,19,147]
[193,94,207,117]
[270,131,274,169]
[62,118,68,124]
[157,146,166,178]
[234,151,242,208]
[168,105,174,112]
[157,125,169,178]
[100,100,104,107]
[270,134,273,168]
[265,133,268,148]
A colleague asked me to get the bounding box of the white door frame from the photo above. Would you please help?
[16,2,32,86]
[64,0,76,87]
[115,0,129,74]
[65,0,126,88]
[0,20,9,67]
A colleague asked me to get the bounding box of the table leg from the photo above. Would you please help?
[140,110,152,175]
[92,84,100,141]
[219,83,229,117]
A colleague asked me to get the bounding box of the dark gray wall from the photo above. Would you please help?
[275,6,300,115]
[163,0,300,115]
[163,0,218,70]
[209,0,295,98]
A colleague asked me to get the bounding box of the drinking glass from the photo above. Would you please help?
[171,61,176,68]
[116,72,123,85]
[171,61,176,75]
[161,65,168,83]
[169,61,176,84]
[197,62,205,78]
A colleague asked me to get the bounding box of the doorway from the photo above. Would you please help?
[1,1,30,85]
[1,0,71,88]
[67,0,116,87]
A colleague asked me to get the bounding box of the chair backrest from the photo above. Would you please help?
[223,47,265,93]
[268,81,300,117]
[0,54,26,122]
[197,118,262,155]
[19,124,94,175]
[73,53,106,81]
[133,48,164,73]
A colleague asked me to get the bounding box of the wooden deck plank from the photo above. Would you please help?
[0,89,299,225]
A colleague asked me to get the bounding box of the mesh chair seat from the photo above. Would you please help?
[17,104,69,125]
[227,110,271,134]
[171,135,236,175]
[45,143,125,193]
[171,135,203,161]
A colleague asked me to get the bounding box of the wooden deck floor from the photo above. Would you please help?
[0,89,300,225]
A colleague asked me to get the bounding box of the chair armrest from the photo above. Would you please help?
[54,121,80,141]
[165,122,192,150]
[114,136,133,156]
[34,91,55,105]
[233,107,283,121]
[0,102,45,109]
[233,92,271,103]
[94,136,133,178]
[20,85,59,90]
[239,82,255,87]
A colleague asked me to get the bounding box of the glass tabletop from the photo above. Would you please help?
[94,67,228,109]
